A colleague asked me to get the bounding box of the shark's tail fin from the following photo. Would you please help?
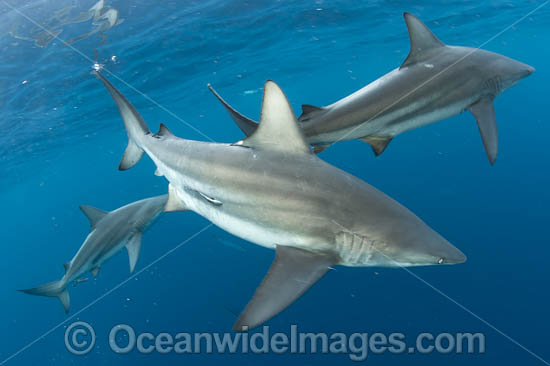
[94,71,150,170]
[207,84,258,137]
[18,280,70,313]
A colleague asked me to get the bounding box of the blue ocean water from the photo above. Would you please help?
[1,0,549,364]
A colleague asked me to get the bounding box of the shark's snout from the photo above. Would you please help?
[503,59,535,84]
[524,64,536,77]
[439,246,467,264]
[513,61,535,80]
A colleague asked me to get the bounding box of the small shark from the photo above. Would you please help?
[19,194,167,313]
[96,71,466,330]
[208,12,534,164]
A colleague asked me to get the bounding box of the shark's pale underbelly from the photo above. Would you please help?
[167,177,309,251]
[310,97,472,144]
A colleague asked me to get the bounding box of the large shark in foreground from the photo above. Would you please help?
[96,72,466,330]
[208,12,534,164]
[19,195,167,312]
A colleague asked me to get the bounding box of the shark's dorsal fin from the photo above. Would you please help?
[63,262,70,274]
[155,123,173,138]
[238,81,311,155]
[298,104,326,122]
[301,104,323,114]
[79,205,108,230]
[400,12,444,69]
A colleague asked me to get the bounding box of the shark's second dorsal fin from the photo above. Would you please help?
[298,104,326,122]
[155,123,173,138]
[79,205,108,230]
[238,81,311,155]
[400,12,444,69]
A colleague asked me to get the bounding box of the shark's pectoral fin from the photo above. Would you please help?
[360,136,392,156]
[208,84,258,137]
[126,233,142,273]
[312,144,330,154]
[79,205,108,230]
[154,168,163,176]
[400,12,444,69]
[298,104,326,122]
[91,266,100,278]
[59,289,70,314]
[239,81,311,155]
[164,184,188,212]
[63,262,70,274]
[469,98,498,165]
[234,245,337,331]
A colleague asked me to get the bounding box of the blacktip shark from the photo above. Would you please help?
[19,194,167,313]
[208,12,534,164]
[95,71,466,330]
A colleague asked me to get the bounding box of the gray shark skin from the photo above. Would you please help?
[95,71,465,330]
[208,12,534,164]
[19,194,167,313]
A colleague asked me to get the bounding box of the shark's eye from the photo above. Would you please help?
[437,258,444,264]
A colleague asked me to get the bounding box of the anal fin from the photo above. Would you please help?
[234,245,337,331]
[91,267,100,278]
[360,136,392,156]
[469,97,498,165]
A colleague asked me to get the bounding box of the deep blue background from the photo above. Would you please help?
[1,0,549,364]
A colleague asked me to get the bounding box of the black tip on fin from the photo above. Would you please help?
[119,140,144,171]
[298,104,325,122]
[208,83,259,137]
[360,136,392,156]
[312,144,330,154]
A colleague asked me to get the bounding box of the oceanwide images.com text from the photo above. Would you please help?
[65,322,485,360]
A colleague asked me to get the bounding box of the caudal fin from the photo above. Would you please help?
[18,280,70,313]
[94,71,150,170]
[207,84,258,137]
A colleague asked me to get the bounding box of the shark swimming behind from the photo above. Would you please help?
[96,71,466,330]
[19,194,167,313]
[209,12,534,164]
